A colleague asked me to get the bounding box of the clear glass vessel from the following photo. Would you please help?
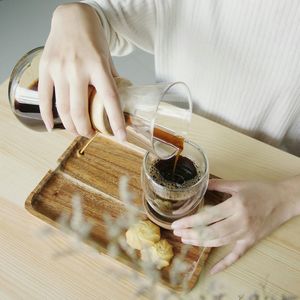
[141,139,209,228]
[8,47,193,159]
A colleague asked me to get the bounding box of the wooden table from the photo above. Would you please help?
[1,78,300,299]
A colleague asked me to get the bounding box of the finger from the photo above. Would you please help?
[91,64,126,141]
[69,78,94,138]
[208,179,242,194]
[174,227,218,241]
[182,232,242,247]
[38,70,54,131]
[171,200,234,229]
[181,238,201,246]
[196,231,245,247]
[54,79,77,135]
[209,239,254,275]
[175,215,244,246]
[208,214,242,240]
[181,235,237,247]
[180,228,244,247]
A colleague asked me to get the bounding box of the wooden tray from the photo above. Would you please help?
[25,135,228,291]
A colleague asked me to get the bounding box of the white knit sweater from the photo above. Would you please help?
[83,0,300,157]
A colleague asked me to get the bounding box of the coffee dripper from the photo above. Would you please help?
[8,47,193,159]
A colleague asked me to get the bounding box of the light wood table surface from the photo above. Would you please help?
[1,78,300,299]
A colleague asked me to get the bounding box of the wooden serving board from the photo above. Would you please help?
[25,135,228,291]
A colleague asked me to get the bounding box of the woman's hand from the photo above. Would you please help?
[171,177,300,275]
[39,3,126,140]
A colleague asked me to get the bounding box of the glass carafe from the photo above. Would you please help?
[8,47,192,159]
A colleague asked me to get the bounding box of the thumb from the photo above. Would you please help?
[209,239,253,275]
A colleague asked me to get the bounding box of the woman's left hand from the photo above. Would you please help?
[171,178,299,275]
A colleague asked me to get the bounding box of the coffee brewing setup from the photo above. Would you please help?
[8,47,209,229]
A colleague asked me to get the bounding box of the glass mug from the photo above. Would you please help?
[141,139,209,229]
[8,47,193,159]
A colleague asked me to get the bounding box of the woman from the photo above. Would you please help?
[38,0,300,274]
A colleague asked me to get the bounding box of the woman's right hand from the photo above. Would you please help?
[38,3,126,140]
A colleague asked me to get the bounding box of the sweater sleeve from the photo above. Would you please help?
[80,0,157,56]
